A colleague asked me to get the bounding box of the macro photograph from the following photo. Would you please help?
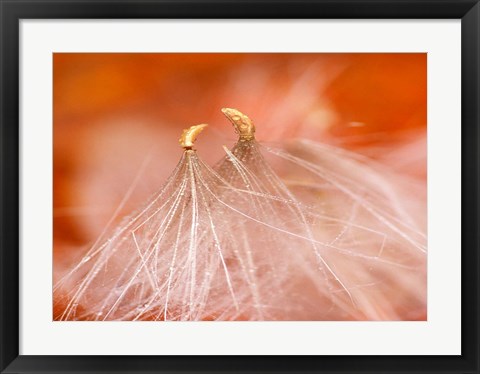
[52,53,427,322]
[2,1,479,372]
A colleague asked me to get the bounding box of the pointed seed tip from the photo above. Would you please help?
[221,108,255,140]
[179,123,208,149]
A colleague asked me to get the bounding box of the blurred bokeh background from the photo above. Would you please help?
[53,53,426,284]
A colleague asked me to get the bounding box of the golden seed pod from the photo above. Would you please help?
[221,108,255,141]
[179,124,208,149]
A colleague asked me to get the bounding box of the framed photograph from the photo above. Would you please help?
[1,0,478,373]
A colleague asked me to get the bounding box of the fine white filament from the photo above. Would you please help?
[54,111,426,321]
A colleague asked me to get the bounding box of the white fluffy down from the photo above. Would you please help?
[54,138,426,321]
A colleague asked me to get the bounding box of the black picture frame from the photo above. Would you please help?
[1,1,478,373]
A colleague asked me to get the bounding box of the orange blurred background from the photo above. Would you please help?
[53,53,426,271]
